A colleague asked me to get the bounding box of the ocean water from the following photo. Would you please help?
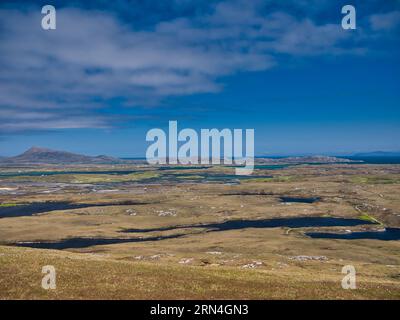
[342,156,400,164]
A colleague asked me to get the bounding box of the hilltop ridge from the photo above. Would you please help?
[0,147,122,164]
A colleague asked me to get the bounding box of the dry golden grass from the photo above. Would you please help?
[1,245,399,300]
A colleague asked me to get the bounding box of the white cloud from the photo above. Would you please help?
[370,11,400,31]
[0,1,388,133]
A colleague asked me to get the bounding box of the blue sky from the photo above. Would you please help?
[0,0,399,157]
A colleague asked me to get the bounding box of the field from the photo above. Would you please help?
[0,162,399,299]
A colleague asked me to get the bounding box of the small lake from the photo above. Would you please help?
[13,233,184,250]
[0,201,147,218]
[121,217,377,234]
[306,228,400,241]
[280,197,320,203]
[135,173,274,185]
[11,217,385,250]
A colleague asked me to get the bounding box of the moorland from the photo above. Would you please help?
[0,148,399,299]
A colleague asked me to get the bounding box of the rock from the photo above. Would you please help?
[289,255,328,262]
[150,254,162,260]
[241,261,263,269]
[179,258,194,264]
[126,209,137,216]
[206,251,223,255]
[156,209,177,217]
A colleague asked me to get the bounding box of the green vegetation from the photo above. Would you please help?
[0,203,19,207]
[242,175,298,183]
[351,176,400,184]
[358,214,382,225]
[72,172,160,183]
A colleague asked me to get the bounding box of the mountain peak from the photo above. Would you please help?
[2,147,122,164]
[23,146,55,154]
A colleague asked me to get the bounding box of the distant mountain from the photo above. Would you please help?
[0,147,122,164]
[256,155,356,164]
[0,149,367,165]
[353,151,400,157]
[281,155,356,163]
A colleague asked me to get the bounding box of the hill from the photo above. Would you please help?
[0,147,122,164]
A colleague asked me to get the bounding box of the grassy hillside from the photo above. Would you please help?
[1,245,399,300]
